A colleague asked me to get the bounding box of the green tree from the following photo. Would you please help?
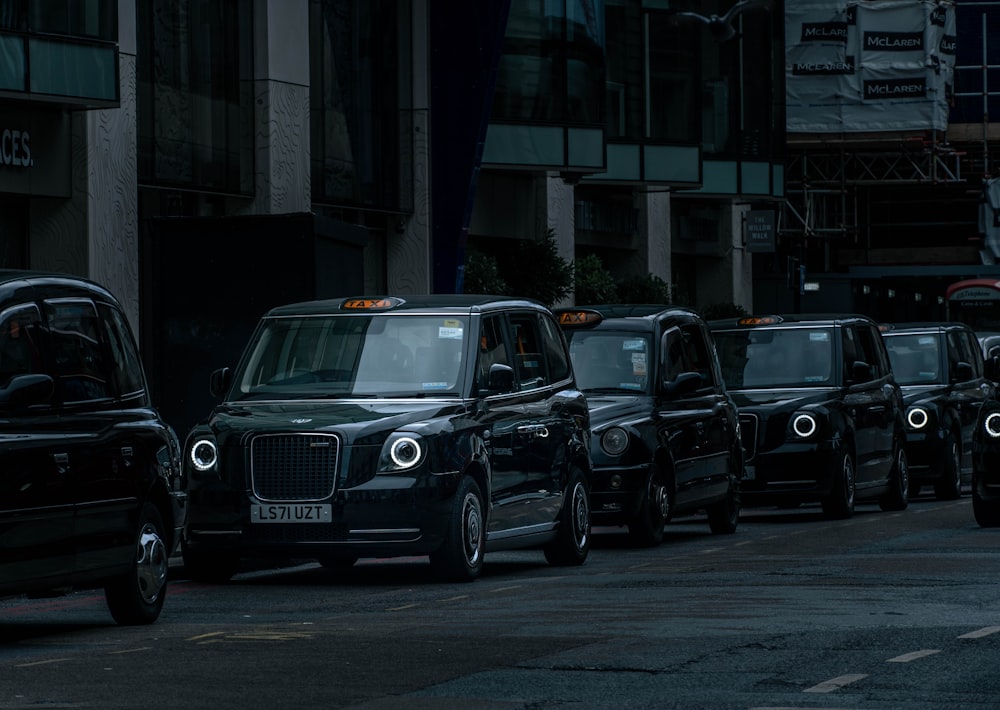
[573,254,618,305]
[497,229,573,307]
[617,273,674,305]
[462,249,508,295]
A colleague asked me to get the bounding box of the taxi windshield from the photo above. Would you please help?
[233,314,469,399]
[714,327,836,389]
[565,330,652,394]
[883,333,942,385]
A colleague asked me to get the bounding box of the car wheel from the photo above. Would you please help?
[627,466,670,546]
[934,433,962,500]
[181,540,240,583]
[104,503,169,625]
[544,466,591,566]
[429,477,485,582]
[879,443,909,511]
[706,469,741,534]
[822,450,855,519]
[973,475,1000,527]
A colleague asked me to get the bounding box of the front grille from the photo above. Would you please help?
[250,433,340,501]
[739,413,758,462]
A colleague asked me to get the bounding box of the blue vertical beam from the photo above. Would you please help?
[429,0,512,294]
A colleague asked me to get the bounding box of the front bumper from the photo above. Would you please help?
[589,463,650,524]
[903,428,947,483]
[741,438,843,505]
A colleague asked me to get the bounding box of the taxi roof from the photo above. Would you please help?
[879,321,975,335]
[0,269,120,309]
[264,294,549,318]
[708,313,877,329]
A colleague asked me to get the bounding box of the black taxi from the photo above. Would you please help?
[972,398,1000,526]
[880,322,995,500]
[0,270,184,624]
[709,314,909,518]
[555,305,742,545]
[181,295,592,582]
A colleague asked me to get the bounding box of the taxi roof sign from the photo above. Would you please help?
[341,297,404,311]
[737,315,783,326]
[558,310,603,327]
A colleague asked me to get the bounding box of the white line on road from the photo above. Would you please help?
[959,626,1000,639]
[887,649,940,663]
[803,673,868,693]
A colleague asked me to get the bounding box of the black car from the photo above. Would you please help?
[880,322,995,500]
[709,314,909,518]
[972,398,1000,526]
[555,305,742,546]
[0,270,184,624]
[181,295,592,582]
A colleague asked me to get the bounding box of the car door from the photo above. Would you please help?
[842,324,892,488]
[44,298,136,573]
[950,329,993,469]
[0,302,76,588]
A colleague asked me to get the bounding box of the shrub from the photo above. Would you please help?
[699,302,749,320]
[463,249,508,295]
[574,254,618,305]
[496,229,573,307]
[617,273,674,305]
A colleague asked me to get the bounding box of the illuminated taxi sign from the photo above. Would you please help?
[738,316,783,326]
[558,310,603,327]
[341,297,404,311]
[877,323,894,333]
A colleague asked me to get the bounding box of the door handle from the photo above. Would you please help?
[517,425,549,438]
[53,452,69,474]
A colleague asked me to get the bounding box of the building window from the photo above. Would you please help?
[136,0,253,195]
[29,1,116,41]
[492,0,606,126]
[310,0,413,212]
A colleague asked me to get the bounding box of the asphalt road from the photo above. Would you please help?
[2,492,999,709]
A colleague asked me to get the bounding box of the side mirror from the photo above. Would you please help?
[662,371,702,398]
[0,373,54,410]
[953,361,974,383]
[850,360,872,384]
[210,367,232,399]
[486,363,516,395]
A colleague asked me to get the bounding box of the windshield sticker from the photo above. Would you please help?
[623,339,645,351]
[619,381,643,391]
[631,352,647,376]
[808,332,829,342]
[918,336,935,345]
[438,326,463,340]
[422,381,449,390]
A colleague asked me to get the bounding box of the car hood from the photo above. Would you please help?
[899,384,950,407]
[203,398,470,441]
[582,394,652,429]
[729,387,838,413]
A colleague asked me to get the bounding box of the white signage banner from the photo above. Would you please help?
[786,0,956,134]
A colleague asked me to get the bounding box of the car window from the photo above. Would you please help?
[45,299,113,404]
[477,314,512,393]
[852,324,885,381]
[97,303,146,399]
[539,312,571,383]
[0,303,43,389]
[509,313,547,390]
[568,329,652,393]
[884,333,941,385]
[714,326,834,388]
[950,330,982,379]
[963,331,984,377]
[679,323,716,388]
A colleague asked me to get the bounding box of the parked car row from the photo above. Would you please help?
[5,271,1000,626]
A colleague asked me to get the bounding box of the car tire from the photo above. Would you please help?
[543,466,591,566]
[181,540,240,583]
[706,465,741,534]
[627,466,670,546]
[973,476,1000,527]
[822,450,855,519]
[879,442,910,511]
[934,433,962,500]
[104,503,169,626]
[429,476,485,582]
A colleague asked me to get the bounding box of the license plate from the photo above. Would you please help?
[251,504,332,523]
[743,465,755,481]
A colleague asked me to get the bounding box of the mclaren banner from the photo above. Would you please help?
[786,0,955,133]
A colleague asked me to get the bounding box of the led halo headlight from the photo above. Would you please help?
[378,433,425,473]
[601,426,629,456]
[190,438,218,472]
[985,412,1000,439]
[907,406,929,430]
[791,413,818,439]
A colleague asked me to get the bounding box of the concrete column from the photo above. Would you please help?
[631,189,671,287]
[696,201,753,313]
[545,172,575,307]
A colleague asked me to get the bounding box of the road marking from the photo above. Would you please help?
[439,595,469,602]
[187,631,226,642]
[803,673,868,693]
[14,658,72,667]
[387,603,420,611]
[959,626,1000,639]
[108,647,151,655]
[887,649,940,663]
[490,586,522,593]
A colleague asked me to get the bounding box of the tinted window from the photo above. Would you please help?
[851,325,884,381]
[539,313,571,383]
[477,315,512,393]
[0,303,43,388]
[567,329,652,393]
[98,303,146,399]
[45,299,112,403]
[714,327,835,388]
[884,333,942,385]
[509,313,547,390]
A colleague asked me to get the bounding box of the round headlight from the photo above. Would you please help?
[792,413,817,438]
[907,407,929,430]
[190,439,218,471]
[390,436,423,468]
[601,427,629,456]
[985,412,1000,439]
